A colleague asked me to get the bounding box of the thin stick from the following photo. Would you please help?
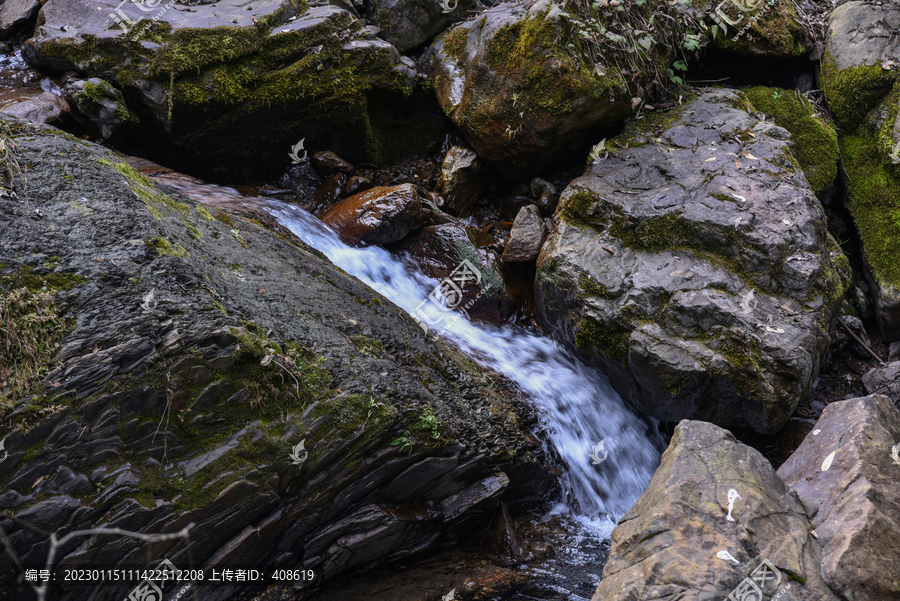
[837,317,885,366]
[685,77,730,83]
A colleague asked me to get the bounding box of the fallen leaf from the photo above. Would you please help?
[704,157,716,162]
[742,151,759,160]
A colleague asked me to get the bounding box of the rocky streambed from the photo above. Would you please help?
[2,0,900,600]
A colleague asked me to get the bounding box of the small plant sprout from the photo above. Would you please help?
[889,140,900,165]
[364,397,385,427]
[588,139,609,164]
[419,408,441,440]
[390,430,414,455]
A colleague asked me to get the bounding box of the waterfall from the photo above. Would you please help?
[262,201,665,527]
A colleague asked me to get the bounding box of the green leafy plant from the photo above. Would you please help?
[390,430,414,455]
[419,408,441,440]
[364,397,385,427]
[567,0,712,99]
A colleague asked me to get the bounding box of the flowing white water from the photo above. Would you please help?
[262,200,665,526]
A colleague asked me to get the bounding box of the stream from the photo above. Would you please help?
[152,170,667,598]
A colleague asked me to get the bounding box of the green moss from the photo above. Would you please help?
[145,237,189,258]
[349,334,384,356]
[0,286,74,406]
[216,212,235,227]
[743,86,839,193]
[578,273,612,298]
[442,27,468,63]
[0,266,87,293]
[840,132,900,288]
[821,50,896,130]
[195,205,215,221]
[574,317,631,361]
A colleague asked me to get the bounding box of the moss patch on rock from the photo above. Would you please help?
[821,50,897,130]
[744,86,838,193]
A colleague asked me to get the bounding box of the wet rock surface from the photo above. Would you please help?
[777,395,900,601]
[501,204,546,263]
[536,89,850,435]
[0,90,67,124]
[0,115,551,599]
[319,183,426,245]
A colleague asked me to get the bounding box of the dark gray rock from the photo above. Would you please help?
[0,0,41,39]
[862,361,900,407]
[440,146,484,217]
[0,115,549,600]
[63,77,137,140]
[502,205,547,263]
[536,89,850,435]
[23,3,415,181]
[0,91,69,124]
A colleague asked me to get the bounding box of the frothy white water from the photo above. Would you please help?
[265,201,664,523]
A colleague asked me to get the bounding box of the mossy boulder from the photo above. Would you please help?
[744,85,838,194]
[0,114,550,597]
[22,1,430,181]
[535,90,849,435]
[421,1,636,182]
[820,1,900,341]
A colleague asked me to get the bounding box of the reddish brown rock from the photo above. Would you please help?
[319,183,425,245]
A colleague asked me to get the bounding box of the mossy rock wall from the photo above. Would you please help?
[23,3,437,181]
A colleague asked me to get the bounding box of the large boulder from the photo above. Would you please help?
[777,395,900,601]
[594,420,839,601]
[0,115,549,599]
[536,89,850,435]
[421,1,636,181]
[0,0,42,40]
[22,1,426,181]
[63,77,138,140]
[820,1,900,341]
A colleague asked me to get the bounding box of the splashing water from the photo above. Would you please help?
[262,201,664,526]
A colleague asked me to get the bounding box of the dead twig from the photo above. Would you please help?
[837,317,886,366]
